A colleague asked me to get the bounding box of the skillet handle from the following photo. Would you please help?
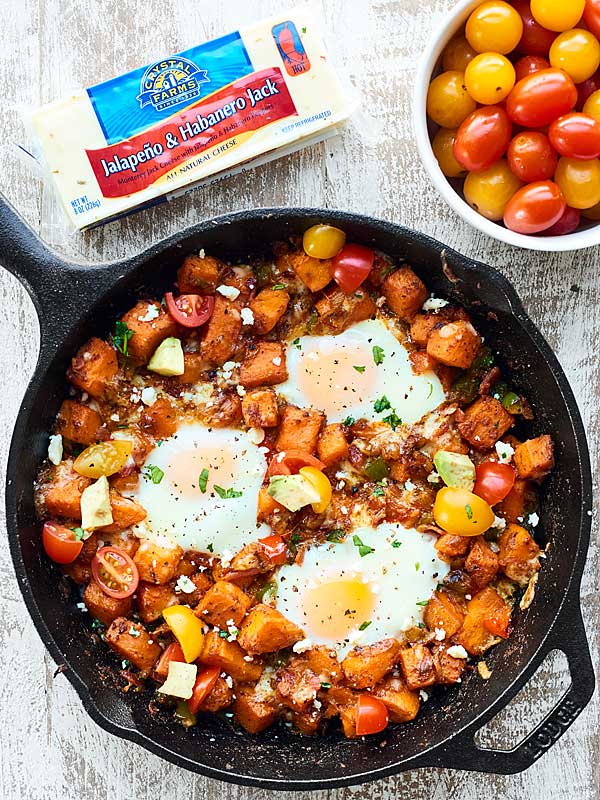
[423,595,594,775]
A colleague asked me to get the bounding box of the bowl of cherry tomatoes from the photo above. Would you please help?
[414,0,600,250]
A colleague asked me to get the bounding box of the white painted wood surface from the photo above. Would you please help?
[0,0,597,797]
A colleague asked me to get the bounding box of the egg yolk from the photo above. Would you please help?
[167,446,239,499]
[301,577,375,640]
[295,346,375,416]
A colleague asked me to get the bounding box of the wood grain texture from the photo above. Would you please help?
[0,0,597,798]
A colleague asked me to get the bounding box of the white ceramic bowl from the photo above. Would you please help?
[413,0,600,252]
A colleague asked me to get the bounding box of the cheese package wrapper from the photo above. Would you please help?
[29,9,356,230]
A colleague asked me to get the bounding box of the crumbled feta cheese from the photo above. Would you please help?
[528,512,539,527]
[81,392,89,402]
[272,356,282,366]
[220,549,233,568]
[447,645,469,659]
[129,626,140,637]
[222,361,238,372]
[292,638,313,654]
[175,575,196,594]
[224,674,234,688]
[495,441,515,464]
[491,514,507,531]
[48,434,63,465]
[130,391,141,404]
[158,661,198,699]
[247,427,265,445]
[419,690,429,702]
[76,602,87,612]
[198,249,206,258]
[141,386,157,406]
[465,594,472,600]
[404,480,416,491]
[110,413,120,422]
[241,307,255,326]
[243,655,254,662]
[422,297,449,311]
[216,284,240,300]
[427,471,441,484]
[314,699,322,710]
[138,304,160,322]
[434,627,446,641]
[236,385,246,397]
[340,505,348,515]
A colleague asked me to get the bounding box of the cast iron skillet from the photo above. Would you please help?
[1,197,594,789]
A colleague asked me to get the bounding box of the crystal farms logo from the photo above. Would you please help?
[137,57,209,112]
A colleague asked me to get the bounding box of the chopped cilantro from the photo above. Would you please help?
[359,620,372,631]
[156,439,164,447]
[110,321,134,356]
[372,345,385,365]
[327,529,345,542]
[416,599,429,607]
[292,337,302,350]
[465,503,473,520]
[206,543,214,553]
[374,395,391,413]
[198,468,209,493]
[320,681,332,689]
[272,283,286,290]
[392,540,402,549]
[383,411,402,430]
[415,562,420,571]
[72,527,85,541]
[353,365,366,373]
[219,630,229,639]
[91,619,104,630]
[343,415,355,426]
[306,309,318,330]
[353,534,374,557]
[144,465,164,484]
[290,532,301,545]
[427,382,433,399]
[372,484,386,498]
[214,485,243,499]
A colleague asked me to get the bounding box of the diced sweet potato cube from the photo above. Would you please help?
[67,337,118,399]
[464,537,499,590]
[513,435,554,481]
[137,582,178,623]
[197,676,234,713]
[317,423,348,467]
[250,288,290,334]
[409,350,436,375]
[498,479,535,523]
[234,684,277,733]
[140,397,177,438]
[239,342,287,388]
[306,646,343,684]
[194,580,251,628]
[120,301,178,364]
[276,405,324,454]
[276,658,321,711]
[341,638,401,689]
[133,539,183,584]
[242,388,279,428]
[458,587,512,656]
[105,617,161,672]
[257,486,283,520]
[199,630,263,681]
[83,579,133,626]
[41,461,92,518]
[284,251,332,292]
[435,533,470,560]
[457,396,514,450]
[372,676,421,722]
[177,254,221,292]
[63,561,92,585]
[315,288,376,333]
[238,604,304,654]
[432,644,467,684]
[100,491,146,533]
[383,267,428,321]
[424,590,466,638]
[325,686,360,738]
[178,352,209,384]
[102,532,140,559]
[398,643,437,690]
[55,400,101,445]
[200,295,242,366]
[498,523,541,586]
[427,320,482,369]
[291,707,322,736]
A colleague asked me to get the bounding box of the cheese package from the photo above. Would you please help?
[29,9,356,230]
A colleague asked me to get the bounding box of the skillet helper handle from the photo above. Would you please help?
[0,194,57,296]
[429,596,594,774]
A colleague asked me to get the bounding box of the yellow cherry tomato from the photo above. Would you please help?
[432,128,467,178]
[299,466,332,513]
[442,34,478,71]
[302,224,346,259]
[465,1,523,54]
[463,160,523,221]
[555,157,600,209]
[465,52,516,105]
[73,440,133,478]
[162,605,205,663]
[582,200,600,220]
[530,0,585,32]
[549,29,600,84]
[433,487,495,536]
[426,71,477,128]
[583,90,600,122]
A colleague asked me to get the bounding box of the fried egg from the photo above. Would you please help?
[129,423,270,557]
[278,318,445,425]
[275,523,449,657]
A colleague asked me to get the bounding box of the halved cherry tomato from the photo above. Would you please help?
[154,642,185,680]
[503,180,567,233]
[454,106,512,173]
[162,605,205,663]
[506,69,577,128]
[514,55,550,82]
[584,0,600,40]
[267,449,325,477]
[473,462,516,506]
[331,244,375,293]
[484,606,512,638]
[188,666,221,714]
[299,466,333,514]
[507,131,557,182]
[542,205,582,235]
[42,522,84,564]
[513,0,557,55]
[549,113,600,160]
[549,29,600,84]
[355,694,389,736]
[73,440,133,478]
[303,224,346,259]
[91,545,139,599]
[433,487,495,536]
[259,534,287,565]
[530,0,585,32]
[165,292,215,328]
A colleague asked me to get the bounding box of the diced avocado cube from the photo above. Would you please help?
[148,337,184,376]
[433,450,475,490]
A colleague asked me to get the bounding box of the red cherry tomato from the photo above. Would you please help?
[513,0,557,55]
[549,113,600,159]
[576,71,600,110]
[259,534,287,564]
[188,666,221,713]
[154,642,185,680]
[504,180,567,233]
[507,69,578,128]
[355,694,389,736]
[541,205,582,235]
[583,0,600,40]
[473,462,516,506]
[267,449,325,477]
[331,244,375,293]
[484,607,512,638]
[42,522,83,564]
[165,292,215,328]
[507,131,558,182]
[91,546,139,599]
[454,106,513,172]
[515,55,550,82]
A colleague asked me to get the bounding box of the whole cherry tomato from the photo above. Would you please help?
[583,0,600,40]
[583,88,600,120]
[463,160,522,220]
[465,1,523,54]
[465,53,516,104]
[555,156,600,208]
[503,181,566,233]
[426,70,477,129]
[515,55,550,82]
[442,34,478,71]
[473,462,516,506]
[355,694,389,736]
[331,244,375,293]
[507,131,558,182]
[188,666,221,714]
[530,0,585,32]
[91,545,140,599]
[541,205,582,235]
[303,224,346,259]
[165,292,214,328]
[42,522,84,565]
[432,128,467,177]
[549,113,600,159]
[454,106,512,172]
[259,534,287,565]
[506,69,577,128]
[513,0,557,55]
[549,29,600,84]
[577,72,600,110]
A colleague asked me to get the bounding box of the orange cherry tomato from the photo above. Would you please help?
[541,205,581,235]
[259,534,287,564]
[484,606,512,638]
[454,106,512,172]
[473,462,516,506]
[465,53,516,105]
[433,487,495,536]
[549,29,600,84]
[331,244,375,293]
[465,1,523,54]
[504,181,566,234]
[165,292,215,328]
[442,35,478,72]
[188,666,221,714]
[514,55,550,82]
[549,113,600,160]
[582,87,600,119]
[303,224,346,259]
[555,156,600,208]
[463,160,522,221]
[506,69,577,128]
[584,0,600,40]
[267,450,325,477]
[427,71,477,129]
[530,0,585,32]
[91,545,139,599]
[355,694,389,736]
[154,642,186,680]
[507,131,558,182]
[42,522,84,564]
[513,0,557,55]
[432,128,467,178]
